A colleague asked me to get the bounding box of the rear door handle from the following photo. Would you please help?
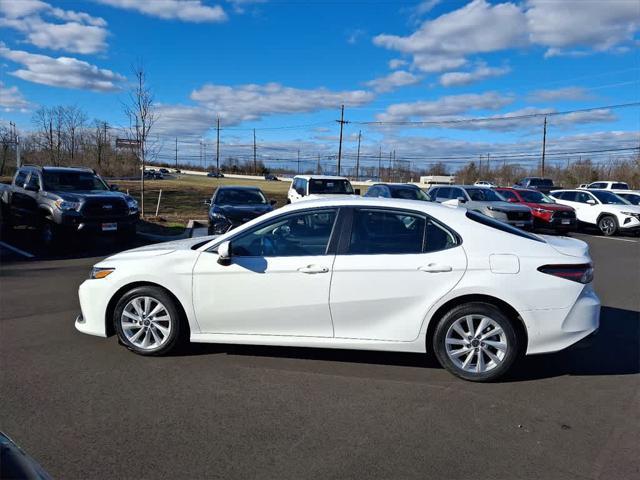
[298,265,329,274]
[419,263,453,273]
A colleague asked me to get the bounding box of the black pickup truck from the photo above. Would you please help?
[0,165,139,245]
[513,177,558,194]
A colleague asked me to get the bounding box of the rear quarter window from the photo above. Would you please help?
[466,211,544,243]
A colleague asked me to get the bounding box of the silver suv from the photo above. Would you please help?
[429,185,533,229]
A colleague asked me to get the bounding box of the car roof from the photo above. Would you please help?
[293,175,349,180]
[370,183,421,188]
[216,185,262,191]
[281,195,462,215]
[25,166,94,173]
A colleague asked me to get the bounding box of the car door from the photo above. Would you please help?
[329,207,466,342]
[192,207,340,336]
[575,191,601,224]
[9,169,30,221]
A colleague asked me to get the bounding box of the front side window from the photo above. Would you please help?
[390,187,430,201]
[498,190,518,201]
[589,183,605,189]
[43,171,108,191]
[519,190,554,203]
[575,192,595,204]
[434,187,451,199]
[229,209,337,257]
[14,170,28,186]
[348,209,426,254]
[611,183,629,190]
[25,173,40,190]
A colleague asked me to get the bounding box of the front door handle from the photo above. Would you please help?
[419,263,453,273]
[298,265,329,274]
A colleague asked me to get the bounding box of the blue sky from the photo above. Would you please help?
[1,0,639,172]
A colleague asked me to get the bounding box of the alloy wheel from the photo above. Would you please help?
[599,217,616,236]
[444,314,508,374]
[120,296,172,350]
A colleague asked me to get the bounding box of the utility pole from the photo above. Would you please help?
[15,135,21,169]
[541,116,547,177]
[336,105,348,176]
[216,116,220,172]
[253,128,257,175]
[378,146,382,181]
[175,137,178,169]
[203,141,207,170]
[355,130,361,181]
[297,149,300,174]
[487,153,490,174]
[316,154,321,174]
[388,151,392,182]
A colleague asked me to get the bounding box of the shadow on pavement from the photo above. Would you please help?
[176,306,639,380]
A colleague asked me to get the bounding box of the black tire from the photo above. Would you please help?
[432,302,520,382]
[113,286,184,356]
[597,215,618,236]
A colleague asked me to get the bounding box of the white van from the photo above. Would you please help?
[287,175,357,203]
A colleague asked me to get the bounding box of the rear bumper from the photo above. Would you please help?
[523,284,600,355]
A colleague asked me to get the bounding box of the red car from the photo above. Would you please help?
[495,187,577,232]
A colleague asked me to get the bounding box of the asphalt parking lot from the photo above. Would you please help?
[1,232,638,479]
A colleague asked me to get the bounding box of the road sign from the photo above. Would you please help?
[116,138,140,148]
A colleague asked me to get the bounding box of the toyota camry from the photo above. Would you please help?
[76,197,600,382]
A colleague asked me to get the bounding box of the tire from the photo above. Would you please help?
[597,215,618,236]
[113,286,184,356]
[433,302,520,382]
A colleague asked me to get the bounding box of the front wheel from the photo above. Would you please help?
[433,302,520,382]
[597,215,618,236]
[114,286,184,355]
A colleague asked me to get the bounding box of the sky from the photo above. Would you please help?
[1,0,639,173]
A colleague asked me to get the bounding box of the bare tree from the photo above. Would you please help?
[64,105,88,163]
[0,125,13,176]
[123,62,157,216]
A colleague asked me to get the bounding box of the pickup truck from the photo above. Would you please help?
[577,180,635,192]
[513,177,558,194]
[1,165,139,245]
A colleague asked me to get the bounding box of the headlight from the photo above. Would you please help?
[210,212,227,221]
[534,208,554,214]
[54,199,81,211]
[126,198,138,213]
[621,211,640,219]
[486,206,504,212]
[90,267,115,279]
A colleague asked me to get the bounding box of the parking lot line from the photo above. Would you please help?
[0,241,35,259]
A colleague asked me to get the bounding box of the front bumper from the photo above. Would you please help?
[620,216,640,230]
[76,279,111,337]
[59,212,139,233]
[523,284,600,355]
[535,215,577,231]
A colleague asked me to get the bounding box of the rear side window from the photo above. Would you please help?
[612,183,628,190]
[349,209,426,254]
[589,182,605,189]
[466,211,544,243]
[434,187,451,199]
[558,191,576,201]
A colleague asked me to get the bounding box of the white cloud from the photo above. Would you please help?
[0,44,125,92]
[376,91,514,123]
[190,82,374,125]
[388,58,408,69]
[374,0,527,73]
[0,81,32,112]
[95,0,227,22]
[347,28,366,45]
[226,0,267,14]
[0,1,108,54]
[526,0,640,56]
[374,0,640,75]
[439,63,510,87]
[365,70,421,93]
[527,87,592,103]
[154,105,215,136]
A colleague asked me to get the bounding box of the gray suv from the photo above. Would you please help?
[428,185,533,229]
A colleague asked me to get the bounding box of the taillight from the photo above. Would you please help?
[538,264,593,284]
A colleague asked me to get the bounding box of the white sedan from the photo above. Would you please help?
[76,197,600,382]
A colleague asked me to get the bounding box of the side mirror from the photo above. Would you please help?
[295,187,305,196]
[586,199,596,205]
[24,183,39,192]
[457,196,467,204]
[354,188,361,195]
[217,241,231,265]
[204,198,212,207]
[110,184,119,191]
[269,199,277,206]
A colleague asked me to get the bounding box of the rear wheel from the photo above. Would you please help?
[433,302,520,382]
[114,286,184,356]
[597,215,618,236]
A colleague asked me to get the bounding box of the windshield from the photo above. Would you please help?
[529,178,553,186]
[390,187,430,201]
[590,190,630,205]
[43,171,109,191]
[465,188,505,202]
[308,179,354,194]
[619,193,640,205]
[216,189,267,205]
[519,190,555,204]
[612,183,629,190]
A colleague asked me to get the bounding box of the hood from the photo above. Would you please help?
[212,203,273,222]
[106,235,218,260]
[603,204,640,213]
[540,235,590,258]
[481,201,530,212]
[524,202,573,211]
[54,190,130,202]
